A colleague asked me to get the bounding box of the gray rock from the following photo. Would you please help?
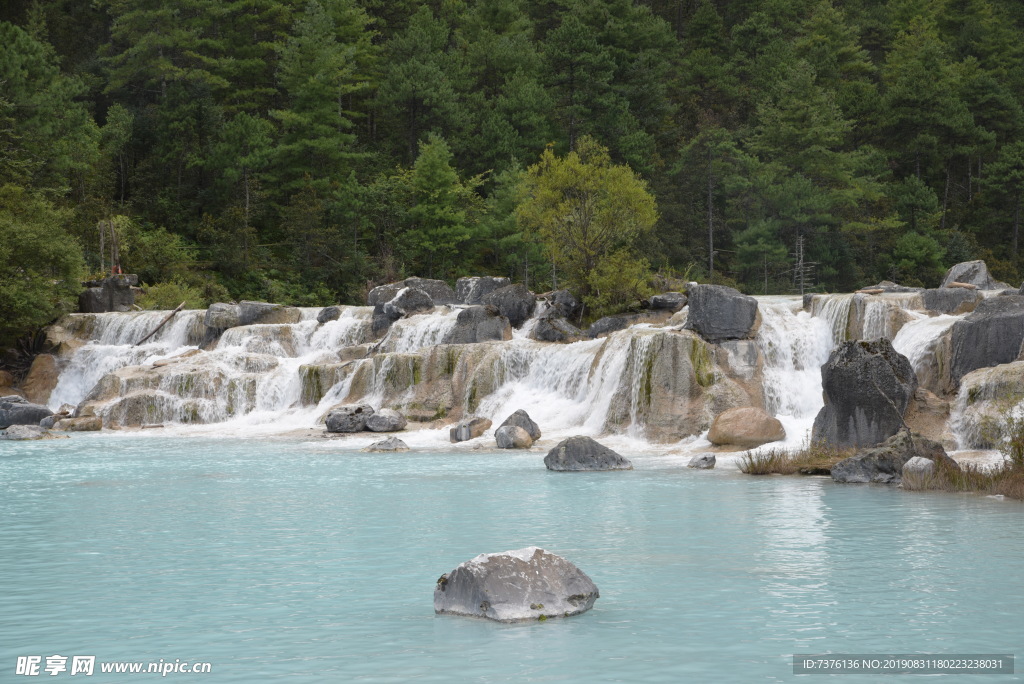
[442,306,512,344]
[543,289,583,322]
[204,303,242,330]
[1,425,67,440]
[434,546,599,622]
[1,395,26,404]
[902,456,935,477]
[317,306,342,324]
[78,274,138,313]
[238,300,301,325]
[544,436,633,471]
[811,338,917,449]
[531,316,583,343]
[499,409,541,441]
[860,280,922,293]
[921,288,983,315]
[949,295,1024,387]
[365,408,408,432]
[456,276,511,305]
[383,287,434,318]
[683,284,758,342]
[363,436,410,452]
[38,415,60,429]
[450,417,492,442]
[687,453,716,469]
[368,278,456,306]
[586,313,650,338]
[325,404,375,433]
[832,431,956,484]
[495,425,533,448]
[941,260,1009,290]
[483,284,536,328]
[0,399,53,429]
[649,292,687,312]
[371,304,400,337]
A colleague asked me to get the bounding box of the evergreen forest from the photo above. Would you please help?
[4,0,1024,344]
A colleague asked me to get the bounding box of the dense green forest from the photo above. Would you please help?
[4,0,1024,342]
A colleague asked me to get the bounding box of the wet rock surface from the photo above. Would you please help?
[812,339,917,449]
[544,436,633,471]
[684,284,758,342]
[434,547,599,622]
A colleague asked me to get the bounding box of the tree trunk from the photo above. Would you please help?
[707,146,714,277]
[1015,193,1020,256]
[941,165,950,230]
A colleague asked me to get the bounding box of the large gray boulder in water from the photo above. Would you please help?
[498,409,541,441]
[920,288,983,315]
[949,295,1024,387]
[544,436,633,471]
[238,300,301,325]
[530,316,583,343]
[811,339,917,449]
[442,306,512,344]
[483,284,536,328]
[434,546,600,622]
[325,404,375,432]
[940,260,1009,290]
[368,277,456,306]
[365,408,408,432]
[456,276,510,305]
[0,397,53,429]
[832,431,956,484]
[317,306,342,324]
[383,287,434,318]
[495,425,533,448]
[684,284,758,342]
[362,436,410,452]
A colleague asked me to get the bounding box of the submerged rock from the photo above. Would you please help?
[707,407,785,448]
[456,276,510,305]
[941,260,1009,290]
[483,284,536,328]
[1,425,68,440]
[831,430,955,484]
[687,453,716,469]
[495,425,533,449]
[325,404,375,433]
[365,408,408,432]
[498,409,541,441]
[811,339,917,449]
[450,416,492,442]
[544,436,633,471]
[442,306,512,344]
[949,295,1024,387]
[0,398,53,430]
[363,436,409,452]
[434,546,599,622]
[684,284,758,342]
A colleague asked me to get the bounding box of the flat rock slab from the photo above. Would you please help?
[363,436,410,452]
[1,425,68,440]
[434,547,599,622]
[544,436,632,471]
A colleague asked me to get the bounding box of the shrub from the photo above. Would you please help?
[136,279,207,310]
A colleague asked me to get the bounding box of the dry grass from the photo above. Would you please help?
[738,442,854,476]
[902,459,1024,500]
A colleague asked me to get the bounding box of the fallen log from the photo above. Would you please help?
[135,301,186,346]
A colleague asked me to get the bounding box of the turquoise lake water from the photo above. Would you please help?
[2,434,1022,682]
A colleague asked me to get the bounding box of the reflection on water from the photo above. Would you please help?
[1,435,1022,683]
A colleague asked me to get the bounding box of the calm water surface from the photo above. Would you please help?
[2,435,1021,682]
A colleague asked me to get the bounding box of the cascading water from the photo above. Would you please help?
[891,312,959,379]
[755,297,835,445]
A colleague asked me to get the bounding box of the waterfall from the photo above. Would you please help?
[755,298,834,445]
[808,294,853,346]
[891,313,958,379]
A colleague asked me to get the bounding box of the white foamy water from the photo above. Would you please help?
[891,313,959,378]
